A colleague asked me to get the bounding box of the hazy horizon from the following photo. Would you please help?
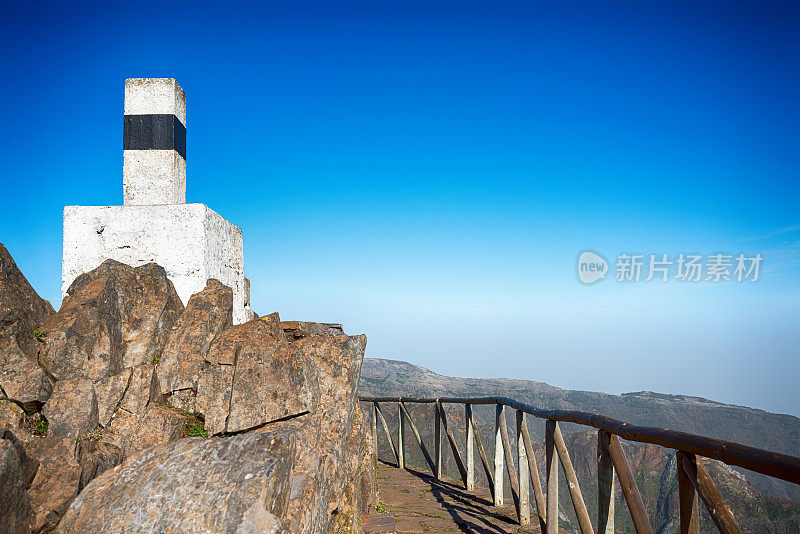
[2,2,798,417]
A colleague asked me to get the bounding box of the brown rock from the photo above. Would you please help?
[0,242,55,361]
[0,399,24,432]
[0,342,53,414]
[0,436,35,533]
[57,431,296,533]
[41,378,98,439]
[26,436,83,533]
[251,322,372,533]
[194,363,235,435]
[281,321,344,341]
[100,364,187,455]
[93,368,132,427]
[117,364,159,417]
[157,279,233,409]
[1,429,39,487]
[196,313,296,435]
[77,440,123,489]
[39,260,183,382]
[107,404,187,455]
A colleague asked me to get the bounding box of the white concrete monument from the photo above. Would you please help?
[62,78,254,324]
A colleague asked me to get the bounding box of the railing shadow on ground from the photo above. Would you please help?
[362,395,800,534]
[380,460,528,534]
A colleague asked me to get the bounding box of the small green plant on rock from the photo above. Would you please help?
[34,417,48,436]
[185,423,208,438]
[375,502,387,513]
[152,354,160,365]
[33,328,44,342]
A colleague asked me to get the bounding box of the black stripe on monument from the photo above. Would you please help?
[123,114,187,160]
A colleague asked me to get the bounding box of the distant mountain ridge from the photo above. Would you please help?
[360,357,800,503]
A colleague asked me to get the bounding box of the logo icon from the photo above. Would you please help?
[578,251,608,284]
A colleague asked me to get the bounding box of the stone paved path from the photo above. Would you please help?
[370,462,543,534]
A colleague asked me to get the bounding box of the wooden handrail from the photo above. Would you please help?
[362,395,800,534]
[360,395,800,484]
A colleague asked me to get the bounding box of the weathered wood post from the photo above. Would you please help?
[677,451,699,534]
[371,402,378,467]
[494,404,505,507]
[397,402,405,469]
[680,453,741,534]
[466,404,475,491]
[545,419,558,534]
[435,401,443,479]
[598,429,615,533]
[516,410,531,525]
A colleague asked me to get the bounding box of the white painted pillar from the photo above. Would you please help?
[123,78,187,205]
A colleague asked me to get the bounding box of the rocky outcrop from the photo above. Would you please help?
[41,379,98,439]
[157,279,233,413]
[0,346,53,415]
[0,245,375,533]
[0,434,36,533]
[58,431,295,533]
[0,244,55,361]
[0,244,55,416]
[61,318,375,533]
[39,260,183,382]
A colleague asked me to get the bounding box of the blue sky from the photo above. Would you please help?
[2,1,799,416]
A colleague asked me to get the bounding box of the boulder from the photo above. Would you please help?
[196,313,294,435]
[26,436,84,533]
[116,364,159,417]
[0,342,53,414]
[41,378,98,439]
[106,404,188,456]
[157,279,233,412]
[93,368,132,427]
[281,321,344,341]
[100,364,191,455]
[39,260,183,382]
[0,399,24,432]
[1,429,39,487]
[0,436,35,533]
[254,321,372,533]
[57,431,296,533]
[76,440,123,489]
[0,242,55,360]
[196,315,367,437]
[0,243,55,416]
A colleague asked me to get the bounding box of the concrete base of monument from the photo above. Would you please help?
[62,203,254,324]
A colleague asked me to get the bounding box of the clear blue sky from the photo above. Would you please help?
[2,1,798,416]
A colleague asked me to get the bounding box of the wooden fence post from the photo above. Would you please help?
[371,402,378,467]
[466,404,475,491]
[374,402,399,466]
[435,401,442,479]
[552,421,593,534]
[397,402,405,469]
[520,416,547,530]
[605,433,653,534]
[494,404,505,507]
[598,430,615,534]
[677,451,699,534]
[680,453,742,534]
[399,402,436,475]
[545,419,558,534]
[516,410,531,526]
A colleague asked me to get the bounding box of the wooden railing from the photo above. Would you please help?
[360,395,800,534]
